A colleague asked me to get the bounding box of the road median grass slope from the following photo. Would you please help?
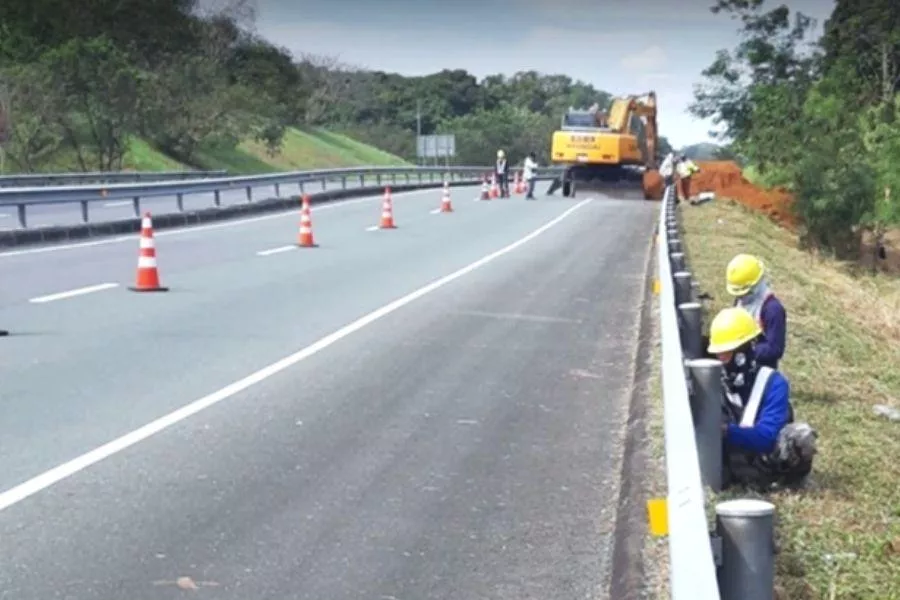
[681,198,900,599]
[8,127,409,175]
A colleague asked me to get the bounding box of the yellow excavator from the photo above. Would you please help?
[547,91,663,200]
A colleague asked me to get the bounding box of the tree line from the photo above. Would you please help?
[691,0,900,259]
[0,0,674,175]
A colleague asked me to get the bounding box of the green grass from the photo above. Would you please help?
[680,199,900,599]
[1,126,409,175]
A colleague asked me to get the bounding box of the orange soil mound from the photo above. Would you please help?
[643,170,664,199]
[693,161,796,229]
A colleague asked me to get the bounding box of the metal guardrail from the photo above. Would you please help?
[0,165,564,228]
[660,185,777,599]
[0,170,228,188]
[657,184,721,598]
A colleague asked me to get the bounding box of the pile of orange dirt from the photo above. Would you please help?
[643,170,664,199]
[693,161,797,229]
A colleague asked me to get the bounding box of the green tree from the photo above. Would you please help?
[41,36,145,171]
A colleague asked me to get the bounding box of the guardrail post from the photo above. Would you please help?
[678,302,703,359]
[321,178,327,191]
[299,180,305,194]
[405,173,410,183]
[16,204,26,228]
[716,499,775,600]
[245,186,252,202]
[341,177,347,190]
[418,172,422,183]
[176,193,184,212]
[670,251,686,272]
[669,238,682,254]
[132,197,140,217]
[377,174,382,186]
[685,358,724,491]
[391,173,397,184]
[213,190,221,207]
[358,174,364,187]
[80,201,89,223]
[274,183,281,197]
[673,271,693,305]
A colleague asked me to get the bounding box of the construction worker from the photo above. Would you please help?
[707,307,817,491]
[675,154,700,202]
[659,152,675,188]
[523,151,538,199]
[725,253,786,370]
[495,149,510,198]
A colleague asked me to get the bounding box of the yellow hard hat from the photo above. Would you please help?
[497,149,505,158]
[707,307,762,354]
[726,253,765,296]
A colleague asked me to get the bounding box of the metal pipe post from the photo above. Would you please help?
[685,358,724,491]
[716,499,776,600]
[673,271,692,305]
[678,302,703,359]
[670,251,686,272]
[669,238,682,254]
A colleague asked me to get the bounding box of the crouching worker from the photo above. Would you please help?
[726,253,786,369]
[707,306,817,491]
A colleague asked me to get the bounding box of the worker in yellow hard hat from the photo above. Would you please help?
[495,149,510,198]
[708,307,816,490]
[725,253,786,369]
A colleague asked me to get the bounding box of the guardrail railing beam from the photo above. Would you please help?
[0,165,567,230]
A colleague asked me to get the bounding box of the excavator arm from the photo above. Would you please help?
[606,91,658,169]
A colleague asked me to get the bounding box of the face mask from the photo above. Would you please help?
[724,344,757,392]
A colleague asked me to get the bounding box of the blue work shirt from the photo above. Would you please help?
[734,294,786,370]
[725,369,791,454]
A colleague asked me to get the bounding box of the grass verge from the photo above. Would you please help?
[1,127,409,175]
[681,198,900,599]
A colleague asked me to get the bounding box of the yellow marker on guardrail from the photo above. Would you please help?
[652,279,661,295]
[647,497,668,537]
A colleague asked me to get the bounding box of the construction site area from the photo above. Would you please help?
[689,160,900,274]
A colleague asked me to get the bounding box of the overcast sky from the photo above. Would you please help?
[245,0,836,148]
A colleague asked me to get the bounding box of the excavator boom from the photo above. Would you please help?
[548,91,663,200]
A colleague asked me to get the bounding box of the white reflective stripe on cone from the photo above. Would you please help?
[137,256,158,268]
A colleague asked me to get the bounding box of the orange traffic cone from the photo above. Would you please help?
[480,176,490,200]
[514,172,525,194]
[440,181,453,212]
[129,212,168,292]
[490,175,499,198]
[379,187,397,229]
[297,194,317,247]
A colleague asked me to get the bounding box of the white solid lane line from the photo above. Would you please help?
[365,225,379,231]
[256,245,295,256]
[29,283,119,304]
[0,198,592,512]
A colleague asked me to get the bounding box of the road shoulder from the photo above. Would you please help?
[608,224,664,599]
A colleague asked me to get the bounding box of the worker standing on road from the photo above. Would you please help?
[725,253,787,370]
[675,154,700,202]
[523,151,538,200]
[495,149,510,198]
[659,152,675,188]
[707,307,817,491]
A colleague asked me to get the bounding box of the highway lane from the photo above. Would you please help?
[0,173,439,230]
[0,186,656,599]
[0,184,508,307]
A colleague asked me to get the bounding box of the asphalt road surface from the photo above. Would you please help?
[0,184,657,599]
[0,173,435,230]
